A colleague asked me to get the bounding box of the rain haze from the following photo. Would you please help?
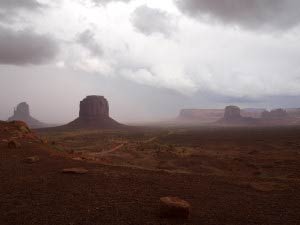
[1,0,300,124]
[2,2,300,225]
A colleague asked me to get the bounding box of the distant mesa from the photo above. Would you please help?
[176,106,300,126]
[178,109,224,123]
[223,105,242,122]
[177,108,265,124]
[58,95,123,130]
[261,109,288,120]
[7,102,47,129]
[219,105,259,125]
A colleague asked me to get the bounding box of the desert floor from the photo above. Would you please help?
[1,124,300,224]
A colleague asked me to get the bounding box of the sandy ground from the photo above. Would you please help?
[1,123,300,224]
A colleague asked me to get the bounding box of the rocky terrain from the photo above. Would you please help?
[1,120,300,225]
[7,102,48,129]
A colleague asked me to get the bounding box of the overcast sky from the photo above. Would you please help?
[1,0,300,124]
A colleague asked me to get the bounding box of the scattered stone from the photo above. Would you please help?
[8,140,21,149]
[159,196,190,219]
[62,168,88,174]
[25,156,40,163]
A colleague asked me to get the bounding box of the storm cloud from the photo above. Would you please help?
[131,5,177,36]
[1,0,300,123]
[0,0,44,22]
[0,0,43,10]
[0,26,59,65]
[175,0,300,30]
[77,29,103,57]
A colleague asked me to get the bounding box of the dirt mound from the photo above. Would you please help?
[0,120,41,143]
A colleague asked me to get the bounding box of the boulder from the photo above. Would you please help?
[62,168,88,174]
[159,196,191,219]
[8,140,21,149]
[25,156,40,163]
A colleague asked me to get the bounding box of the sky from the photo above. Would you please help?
[1,0,300,124]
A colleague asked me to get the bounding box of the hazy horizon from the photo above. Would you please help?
[2,0,300,124]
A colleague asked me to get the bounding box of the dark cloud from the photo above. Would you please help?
[0,0,43,10]
[131,5,176,36]
[175,0,300,30]
[0,0,45,23]
[76,29,103,56]
[0,26,59,65]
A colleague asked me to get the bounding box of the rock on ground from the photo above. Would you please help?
[62,168,88,174]
[8,140,21,149]
[25,156,40,164]
[159,196,191,219]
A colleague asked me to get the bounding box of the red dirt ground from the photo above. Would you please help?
[1,121,300,225]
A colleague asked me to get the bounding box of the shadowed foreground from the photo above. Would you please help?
[1,122,300,225]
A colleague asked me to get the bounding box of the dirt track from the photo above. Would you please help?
[1,125,300,225]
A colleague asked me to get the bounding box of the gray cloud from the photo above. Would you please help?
[0,26,59,65]
[77,29,103,57]
[0,0,43,10]
[175,0,300,30]
[131,5,176,36]
[0,0,44,22]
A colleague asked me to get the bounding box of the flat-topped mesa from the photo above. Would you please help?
[60,95,123,130]
[224,105,242,121]
[79,96,109,119]
[261,108,288,120]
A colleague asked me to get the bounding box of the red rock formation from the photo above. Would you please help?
[177,108,265,124]
[224,106,242,121]
[178,109,224,123]
[261,109,288,119]
[61,96,123,129]
[219,105,259,125]
[79,96,109,119]
[8,102,47,129]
